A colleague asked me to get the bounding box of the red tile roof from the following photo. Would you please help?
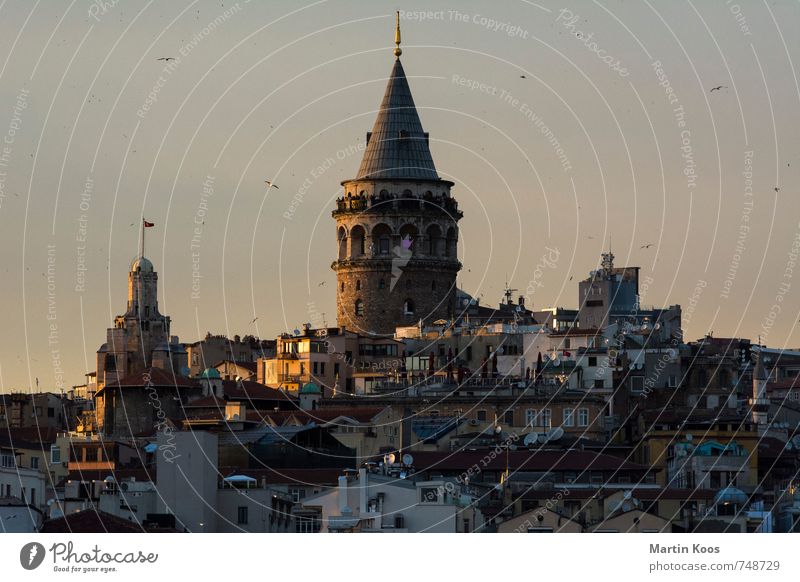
[40,509,145,533]
[408,450,654,473]
[103,367,197,390]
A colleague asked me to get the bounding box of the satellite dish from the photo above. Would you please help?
[685,434,693,442]
[551,357,561,367]
[793,435,800,449]
[786,441,794,451]
[523,433,537,447]
[402,453,414,466]
[537,433,547,444]
[654,323,662,330]
[546,427,565,442]
[384,453,396,465]
[104,476,115,483]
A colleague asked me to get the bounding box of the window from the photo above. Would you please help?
[630,376,645,393]
[296,515,321,533]
[588,356,597,367]
[320,362,325,375]
[504,410,514,425]
[290,488,304,503]
[355,299,364,317]
[379,279,386,289]
[465,346,473,361]
[356,280,361,291]
[476,410,487,422]
[590,471,604,485]
[49,445,60,464]
[237,506,249,525]
[540,409,552,429]
[30,457,39,470]
[594,379,605,389]
[668,375,677,388]
[47,407,55,418]
[312,362,318,375]
[30,488,35,506]
[340,282,344,292]
[403,299,415,315]
[563,408,574,427]
[1,454,14,468]
[578,408,589,427]
[525,409,537,426]
[431,280,436,291]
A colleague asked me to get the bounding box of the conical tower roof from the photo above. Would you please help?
[356,58,439,180]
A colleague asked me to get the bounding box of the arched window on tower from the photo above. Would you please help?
[350,225,366,257]
[355,299,365,317]
[356,280,361,291]
[341,281,345,292]
[445,227,457,258]
[372,223,392,255]
[426,224,442,256]
[431,280,437,291]
[403,299,415,315]
[337,226,347,260]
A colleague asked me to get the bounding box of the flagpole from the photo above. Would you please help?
[140,218,145,259]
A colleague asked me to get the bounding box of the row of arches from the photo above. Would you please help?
[337,223,457,260]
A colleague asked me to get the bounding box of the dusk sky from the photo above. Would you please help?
[1,0,799,391]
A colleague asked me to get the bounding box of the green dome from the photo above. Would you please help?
[301,382,321,394]
[200,367,221,379]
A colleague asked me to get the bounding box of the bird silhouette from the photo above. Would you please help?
[710,85,727,92]
[318,281,325,287]
[520,75,526,79]
[640,243,654,249]
[774,187,780,193]
[156,57,175,61]
[250,317,258,324]
[264,180,279,189]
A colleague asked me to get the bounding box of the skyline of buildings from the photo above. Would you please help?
[1,3,800,539]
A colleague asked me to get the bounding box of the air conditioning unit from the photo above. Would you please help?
[468,419,479,426]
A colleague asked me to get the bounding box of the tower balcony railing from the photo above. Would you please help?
[333,193,460,217]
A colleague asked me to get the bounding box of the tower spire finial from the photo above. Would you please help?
[394,11,402,58]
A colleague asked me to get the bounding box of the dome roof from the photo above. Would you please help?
[714,486,748,506]
[200,367,221,379]
[131,256,154,273]
[300,382,321,394]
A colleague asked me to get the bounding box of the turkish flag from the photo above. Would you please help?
[143,220,155,227]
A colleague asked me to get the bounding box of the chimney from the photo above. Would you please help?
[359,468,368,514]
[338,475,349,513]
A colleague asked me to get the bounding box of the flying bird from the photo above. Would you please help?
[774,187,780,193]
[640,243,654,249]
[264,180,279,189]
[318,281,326,287]
[520,75,526,79]
[250,317,258,324]
[156,57,176,61]
[569,276,573,281]
[709,85,727,92]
